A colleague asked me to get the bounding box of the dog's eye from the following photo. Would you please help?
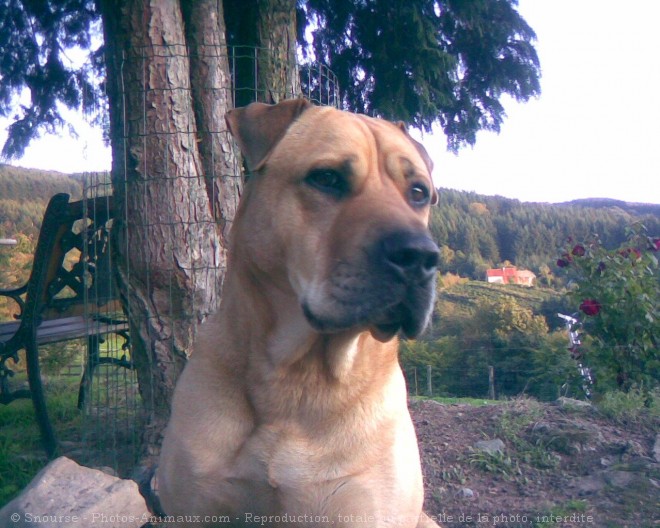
[409,184,431,207]
[305,169,349,198]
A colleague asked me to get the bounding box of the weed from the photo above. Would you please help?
[439,465,467,484]
[490,398,563,473]
[467,448,522,481]
[597,386,660,423]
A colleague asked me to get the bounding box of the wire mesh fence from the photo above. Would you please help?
[78,173,141,475]
[70,44,342,473]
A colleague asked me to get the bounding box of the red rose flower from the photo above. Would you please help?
[557,258,570,268]
[580,299,601,316]
[571,244,586,257]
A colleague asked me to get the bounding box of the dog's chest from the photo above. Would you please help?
[237,420,352,484]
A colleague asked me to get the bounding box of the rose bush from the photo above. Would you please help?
[558,223,659,392]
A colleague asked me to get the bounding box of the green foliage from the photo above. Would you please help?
[529,332,584,400]
[40,342,84,375]
[305,0,541,151]
[0,166,83,319]
[467,399,559,483]
[596,387,660,423]
[400,337,459,396]
[0,1,103,160]
[403,283,578,400]
[467,448,523,480]
[430,188,660,282]
[0,165,82,208]
[495,399,561,470]
[0,380,81,506]
[559,224,659,392]
[2,0,540,157]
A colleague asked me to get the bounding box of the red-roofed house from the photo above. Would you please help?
[486,266,536,287]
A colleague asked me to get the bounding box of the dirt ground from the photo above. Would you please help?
[411,398,659,528]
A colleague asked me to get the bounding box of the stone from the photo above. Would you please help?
[571,474,605,495]
[474,438,505,455]
[653,433,660,463]
[455,487,475,499]
[0,457,150,528]
[600,457,614,467]
[556,397,592,409]
[604,470,636,488]
[528,419,602,454]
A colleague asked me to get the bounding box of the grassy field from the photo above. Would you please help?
[414,395,498,407]
[0,351,141,507]
[437,280,561,315]
[0,378,82,505]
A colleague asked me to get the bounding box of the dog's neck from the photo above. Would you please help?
[217,262,394,386]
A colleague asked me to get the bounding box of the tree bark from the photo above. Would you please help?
[225,0,300,104]
[99,0,297,467]
[255,0,300,103]
[100,0,227,462]
[182,0,242,246]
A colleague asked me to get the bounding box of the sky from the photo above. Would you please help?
[1,0,659,205]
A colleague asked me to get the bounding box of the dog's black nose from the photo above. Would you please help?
[380,231,439,282]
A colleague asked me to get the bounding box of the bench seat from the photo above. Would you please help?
[0,193,132,457]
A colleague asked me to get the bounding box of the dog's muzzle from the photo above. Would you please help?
[302,230,439,341]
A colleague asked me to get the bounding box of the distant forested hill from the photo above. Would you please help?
[559,198,660,217]
[0,165,82,239]
[431,188,660,281]
[0,166,658,281]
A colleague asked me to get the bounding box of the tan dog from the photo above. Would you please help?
[158,99,441,527]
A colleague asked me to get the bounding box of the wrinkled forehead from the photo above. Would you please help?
[282,107,432,180]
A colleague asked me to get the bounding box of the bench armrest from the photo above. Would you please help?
[0,283,27,320]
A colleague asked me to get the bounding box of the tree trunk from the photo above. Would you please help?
[100,0,228,463]
[256,0,300,103]
[99,0,298,467]
[182,0,242,246]
[225,0,300,104]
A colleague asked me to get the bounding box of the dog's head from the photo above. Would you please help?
[226,99,439,341]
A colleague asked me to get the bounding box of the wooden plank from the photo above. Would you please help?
[0,316,128,346]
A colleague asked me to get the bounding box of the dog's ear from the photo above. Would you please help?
[226,99,312,171]
[396,121,439,205]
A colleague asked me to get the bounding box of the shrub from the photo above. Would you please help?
[558,224,659,393]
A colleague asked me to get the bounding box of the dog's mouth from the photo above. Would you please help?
[369,301,429,342]
[302,293,431,343]
[301,230,438,342]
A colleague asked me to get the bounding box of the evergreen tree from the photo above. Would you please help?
[1,0,542,158]
[0,0,102,160]
[305,0,541,151]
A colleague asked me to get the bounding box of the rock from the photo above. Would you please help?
[604,470,636,488]
[95,466,119,478]
[474,438,505,455]
[528,419,603,454]
[0,457,150,528]
[455,487,475,499]
[621,439,646,458]
[571,474,605,495]
[556,397,592,409]
[654,433,660,463]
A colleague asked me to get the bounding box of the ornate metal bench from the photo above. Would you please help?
[0,193,132,457]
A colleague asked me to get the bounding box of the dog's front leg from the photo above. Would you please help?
[417,512,441,528]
